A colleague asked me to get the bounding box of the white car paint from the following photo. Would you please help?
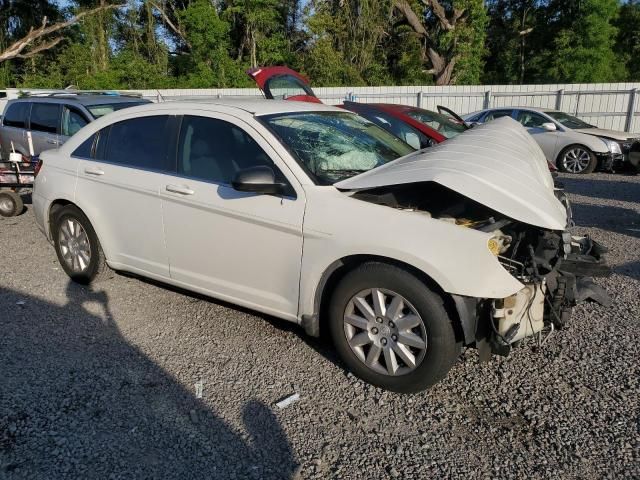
[33,100,565,329]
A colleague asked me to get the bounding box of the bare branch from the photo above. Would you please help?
[394,0,429,38]
[0,3,123,63]
[148,0,191,50]
[421,0,466,31]
[15,37,64,59]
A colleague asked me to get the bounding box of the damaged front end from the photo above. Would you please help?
[482,224,611,358]
[349,181,611,359]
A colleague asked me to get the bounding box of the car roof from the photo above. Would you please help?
[8,94,150,107]
[480,106,559,114]
[130,98,346,116]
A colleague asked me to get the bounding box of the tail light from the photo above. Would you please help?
[34,158,43,177]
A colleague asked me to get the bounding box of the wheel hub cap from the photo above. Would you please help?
[58,218,91,272]
[343,288,428,376]
[563,148,590,173]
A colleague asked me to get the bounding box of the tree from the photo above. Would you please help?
[303,0,393,86]
[172,0,246,87]
[393,0,487,85]
[541,0,623,83]
[0,2,122,63]
[615,0,640,81]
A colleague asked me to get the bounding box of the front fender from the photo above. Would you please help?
[298,187,524,318]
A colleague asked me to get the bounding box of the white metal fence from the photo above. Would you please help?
[4,82,640,132]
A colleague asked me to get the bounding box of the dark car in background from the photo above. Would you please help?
[0,92,150,160]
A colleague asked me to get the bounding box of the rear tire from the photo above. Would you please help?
[0,191,23,217]
[52,205,111,284]
[557,145,597,174]
[328,262,461,393]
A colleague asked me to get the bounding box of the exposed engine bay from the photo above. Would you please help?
[350,181,611,357]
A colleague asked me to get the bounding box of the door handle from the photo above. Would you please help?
[165,184,195,195]
[84,167,105,176]
[46,139,59,145]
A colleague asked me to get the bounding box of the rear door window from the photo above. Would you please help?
[3,102,30,128]
[30,103,61,134]
[102,115,173,172]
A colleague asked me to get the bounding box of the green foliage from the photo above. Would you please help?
[2,0,639,89]
[450,0,489,84]
[615,0,640,81]
[175,0,247,87]
[544,0,624,83]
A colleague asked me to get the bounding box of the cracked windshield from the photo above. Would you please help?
[263,112,414,184]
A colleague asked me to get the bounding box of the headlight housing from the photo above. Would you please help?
[601,138,622,154]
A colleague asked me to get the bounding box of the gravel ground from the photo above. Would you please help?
[1,172,638,479]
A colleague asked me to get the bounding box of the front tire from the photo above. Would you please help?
[557,145,597,174]
[52,205,110,284]
[328,262,461,393]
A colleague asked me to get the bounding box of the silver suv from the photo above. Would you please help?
[0,92,150,160]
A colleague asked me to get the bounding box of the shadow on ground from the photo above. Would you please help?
[616,260,640,281]
[0,282,299,479]
[570,203,640,239]
[123,272,345,374]
[560,174,640,203]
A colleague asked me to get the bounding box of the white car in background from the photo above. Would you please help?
[464,107,639,174]
[32,101,608,392]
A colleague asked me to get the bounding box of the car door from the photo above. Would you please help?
[516,110,560,160]
[60,104,90,145]
[1,102,31,158]
[29,102,61,154]
[160,113,305,319]
[74,114,176,278]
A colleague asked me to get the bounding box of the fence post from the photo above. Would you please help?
[483,90,492,109]
[625,88,637,133]
[417,91,423,108]
[556,89,564,110]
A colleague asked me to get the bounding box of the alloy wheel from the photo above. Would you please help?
[562,147,591,173]
[343,288,428,376]
[58,218,92,273]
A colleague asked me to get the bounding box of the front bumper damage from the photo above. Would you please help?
[595,152,623,171]
[468,232,611,360]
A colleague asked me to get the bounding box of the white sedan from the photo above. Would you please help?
[32,100,606,392]
[464,107,639,174]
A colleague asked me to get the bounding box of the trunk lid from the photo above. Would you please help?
[247,67,322,104]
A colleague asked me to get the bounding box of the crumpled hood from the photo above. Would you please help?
[335,116,567,230]
[573,127,638,142]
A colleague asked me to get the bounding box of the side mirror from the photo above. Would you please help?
[232,166,285,195]
[542,122,557,132]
